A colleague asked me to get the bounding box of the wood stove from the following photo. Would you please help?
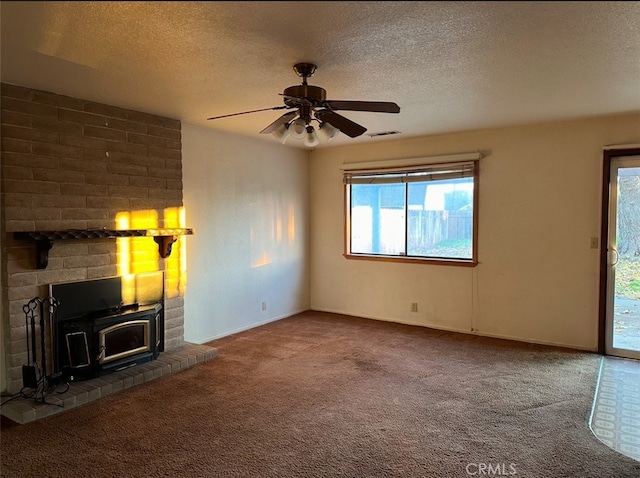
[50,273,164,382]
[59,303,163,381]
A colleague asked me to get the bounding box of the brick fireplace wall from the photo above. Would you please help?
[1,83,186,393]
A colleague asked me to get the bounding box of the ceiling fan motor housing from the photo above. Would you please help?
[283,85,326,107]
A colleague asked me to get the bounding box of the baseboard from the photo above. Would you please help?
[469,329,597,353]
[310,307,597,353]
[193,308,309,344]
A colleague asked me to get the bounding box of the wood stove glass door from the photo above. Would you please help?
[99,319,151,364]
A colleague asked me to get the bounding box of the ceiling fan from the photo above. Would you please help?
[206,63,400,146]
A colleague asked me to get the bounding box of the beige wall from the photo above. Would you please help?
[310,113,640,350]
[182,124,310,342]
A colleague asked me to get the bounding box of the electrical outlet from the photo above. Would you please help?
[411,302,418,313]
[261,301,267,311]
[590,237,599,249]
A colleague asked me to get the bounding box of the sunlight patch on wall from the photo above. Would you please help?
[250,194,297,269]
[250,195,274,269]
[116,210,158,276]
[163,207,187,299]
[115,207,188,299]
[288,204,296,245]
[252,252,272,269]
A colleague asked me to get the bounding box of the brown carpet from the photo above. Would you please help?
[1,311,639,477]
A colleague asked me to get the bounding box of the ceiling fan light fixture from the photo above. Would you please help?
[207,63,400,146]
[318,121,340,141]
[271,123,290,144]
[289,117,307,139]
[303,126,320,148]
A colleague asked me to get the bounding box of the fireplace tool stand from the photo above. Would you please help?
[18,296,68,406]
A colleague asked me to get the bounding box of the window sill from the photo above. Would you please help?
[343,253,477,267]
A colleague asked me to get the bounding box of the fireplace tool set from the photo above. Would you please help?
[19,296,68,405]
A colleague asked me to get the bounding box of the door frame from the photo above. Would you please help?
[598,146,640,354]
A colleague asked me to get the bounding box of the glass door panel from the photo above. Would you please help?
[606,156,640,359]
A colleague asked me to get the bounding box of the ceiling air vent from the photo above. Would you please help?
[367,130,401,138]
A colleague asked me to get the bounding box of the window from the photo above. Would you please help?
[343,156,479,266]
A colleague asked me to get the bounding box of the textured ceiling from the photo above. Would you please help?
[1,1,639,149]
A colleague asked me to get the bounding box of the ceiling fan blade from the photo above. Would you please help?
[207,105,289,121]
[323,100,400,114]
[315,110,367,138]
[259,111,298,134]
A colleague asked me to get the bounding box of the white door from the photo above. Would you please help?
[605,155,640,359]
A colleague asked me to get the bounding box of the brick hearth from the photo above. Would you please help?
[1,342,217,424]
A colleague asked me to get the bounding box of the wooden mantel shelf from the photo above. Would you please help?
[13,228,194,269]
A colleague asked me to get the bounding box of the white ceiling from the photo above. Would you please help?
[1,1,639,149]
